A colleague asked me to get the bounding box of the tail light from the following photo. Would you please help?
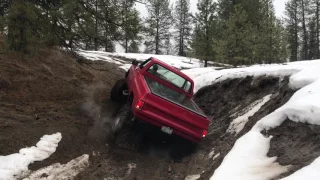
[136,100,144,110]
[202,129,208,138]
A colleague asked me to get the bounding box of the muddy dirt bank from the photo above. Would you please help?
[1,49,315,180]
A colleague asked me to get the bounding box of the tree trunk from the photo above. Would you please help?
[301,0,308,60]
[155,20,159,54]
[294,0,299,61]
[317,0,320,58]
[124,0,128,53]
[94,0,98,51]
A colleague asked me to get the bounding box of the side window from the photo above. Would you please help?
[184,81,191,93]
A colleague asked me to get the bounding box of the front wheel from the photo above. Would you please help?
[110,78,127,102]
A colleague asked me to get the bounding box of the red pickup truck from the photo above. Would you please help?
[110,57,210,143]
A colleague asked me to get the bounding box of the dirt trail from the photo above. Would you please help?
[0,49,317,180]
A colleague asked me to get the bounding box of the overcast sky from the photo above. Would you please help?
[135,0,289,18]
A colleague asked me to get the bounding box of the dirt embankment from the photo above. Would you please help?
[193,76,296,179]
[0,48,124,169]
[1,49,317,180]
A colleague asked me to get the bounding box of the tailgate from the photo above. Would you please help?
[142,93,209,138]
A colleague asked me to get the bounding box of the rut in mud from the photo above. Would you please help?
[1,49,317,180]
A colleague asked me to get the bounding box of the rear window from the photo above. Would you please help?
[147,64,192,93]
[144,76,205,116]
[140,59,151,68]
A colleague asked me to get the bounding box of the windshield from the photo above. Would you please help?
[147,63,192,93]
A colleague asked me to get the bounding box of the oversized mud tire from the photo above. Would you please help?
[112,104,132,134]
[110,78,127,102]
[110,104,143,151]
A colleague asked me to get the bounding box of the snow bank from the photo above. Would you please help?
[23,154,89,180]
[211,131,290,180]
[0,133,62,180]
[183,60,320,92]
[77,50,225,70]
[210,60,320,179]
[102,52,203,69]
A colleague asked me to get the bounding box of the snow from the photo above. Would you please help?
[0,133,62,180]
[202,60,320,180]
[23,154,89,180]
[227,94,272,135]
[208,148,215,158]
[185,174,201,180]
[77,50,227,70]
[102,52,203,69]
[183,60,320,92]
[211,131,290,180]
[212,153,220,162]
[125,163,137,177]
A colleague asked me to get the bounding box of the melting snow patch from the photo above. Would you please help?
[0,133,62,180]
[227,94,272,135]
[23,154,89,180]
[185,174,201,180]
[125,163,137,177]
[212,153,220,162]
[208,148,215,158]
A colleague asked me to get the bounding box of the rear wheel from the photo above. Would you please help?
[112,103,132,134]
[110,78,127,102]
[110,104,142,151]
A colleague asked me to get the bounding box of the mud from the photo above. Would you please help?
[0,48,124,169]
[266,120,320,178]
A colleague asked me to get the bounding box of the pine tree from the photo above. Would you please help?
[316,0,320,58]
[300,0,309,60]
[174,0,192,56]
[310,0,320,59]
[0,1,11,35]
[7,0,40,52]
[128,40,140,53]
[144,0,172,54]
[119,0,141,53]
[217,5,255,66]
[216,0,287,65]
[285,0,300,61]
[190,0,217,66]
[308,17,317,59]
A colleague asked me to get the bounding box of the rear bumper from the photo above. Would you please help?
[134,110,203,143]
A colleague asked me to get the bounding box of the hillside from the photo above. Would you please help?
[0,50,320,180]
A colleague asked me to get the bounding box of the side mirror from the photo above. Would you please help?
[132,60,139,66]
